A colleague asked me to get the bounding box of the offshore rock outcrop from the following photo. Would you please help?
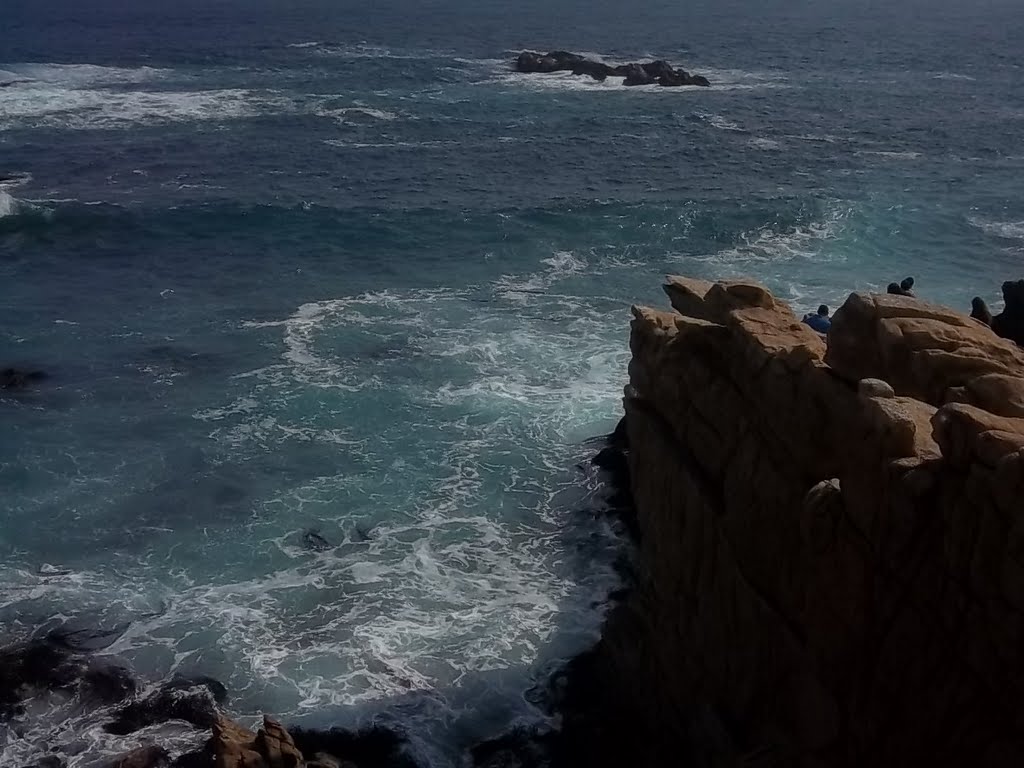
[574,276,1024,767]
[514,51,710,87]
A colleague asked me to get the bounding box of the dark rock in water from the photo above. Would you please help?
[620,64,655,86]
[516,50,710,88]
[168,743,214,768]
[515,50,584,74]
[353,524,374,542]
[608,416,629,452]
[303,529,333,551]
[108,746,169,768]
[104,676,226,735]
[641,59,676,80]
[47,624,127,653]
[83,660,137,704]
[570,60,613,81]
[471,725,556,768]
[0,636,85,719]
[591,446,628,478]
[289,724,418,768]
[1,368,48,391]
[21,757,66,768]
[992,279,1024,347]
[591,420,637,539]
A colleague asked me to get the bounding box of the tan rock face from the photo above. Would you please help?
[213,715,304,768]
[593,278,1024,767]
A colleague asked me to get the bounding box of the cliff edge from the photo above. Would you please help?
[585,276,1024,767]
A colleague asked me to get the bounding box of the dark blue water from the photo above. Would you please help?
[2,1,1023,764]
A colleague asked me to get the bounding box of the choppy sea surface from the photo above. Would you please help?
[2,0,1023,764]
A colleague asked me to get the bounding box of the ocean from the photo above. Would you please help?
[2,0,1023,764]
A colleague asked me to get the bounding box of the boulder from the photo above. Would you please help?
[620,64,655,86]
[109,746,169,768]
[0,635,86,719]
[514,50,583,74]
[515,51,711,88]
[570,60,613,81]
[640,60,676,80]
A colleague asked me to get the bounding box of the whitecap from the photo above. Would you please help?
[0,81,294,130]
[0,189,19,217]
[691,203,853,266]
[931,72,976,81]
[855,150,923,160]
[969,217,1024,241]
[748,137,781,150]
[694,111,743,132]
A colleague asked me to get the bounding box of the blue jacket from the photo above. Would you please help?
[802,313,831,334]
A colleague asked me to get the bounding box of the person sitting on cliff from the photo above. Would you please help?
[802,304,831,334]
[900,276,916,296]
[887,282,904,296]
[971,297,993,326]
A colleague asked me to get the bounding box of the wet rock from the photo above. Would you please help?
[515,51,584,74]
[1,368,47,390]
[108,746,169,768]
[83,660,137,704]
[620,64,655,86]
[0,635,85,719]
[570,60,612,81]
[640,60,676,80]
[515,51,710,87]
[470,725,555,768]
[20,756,66,768]
[105,676,227,735]
[289,724,417,768]
[302,530,332,552]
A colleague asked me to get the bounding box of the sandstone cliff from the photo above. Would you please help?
[586,276,1024,767]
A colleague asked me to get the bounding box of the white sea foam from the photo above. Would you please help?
[0,189,19,217]
[0,81,292,130]
[315,105,400,124]
[855,150,923,160]
[748,137,781,150]
[969,217,1024,241]
[692,203,852,267]
[695,111,743,132]
[931,72,976,81]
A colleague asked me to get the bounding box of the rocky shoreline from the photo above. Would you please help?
[514,51,710,87]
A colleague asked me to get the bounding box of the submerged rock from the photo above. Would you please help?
[302,530,333,552]
[1,368,47,391]
[108,746,170,768]
[104,676,227,735]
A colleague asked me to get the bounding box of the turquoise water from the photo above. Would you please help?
[2,0,1024,763]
